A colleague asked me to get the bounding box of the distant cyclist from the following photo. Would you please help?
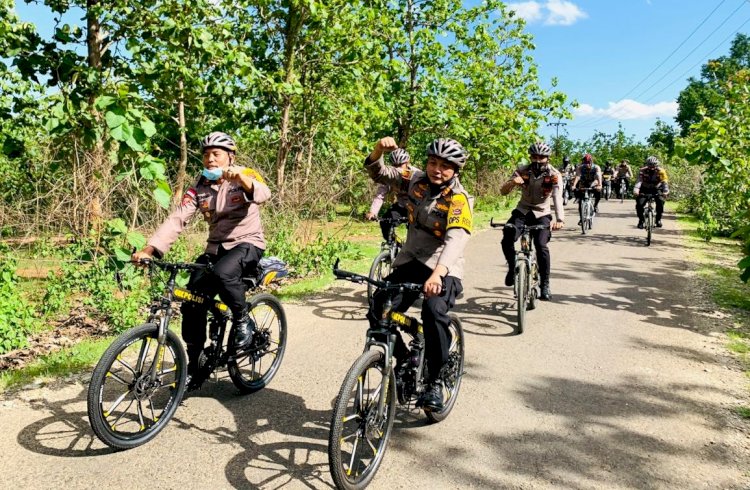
[500,141,564,301]
[571,153,602,217]
[634,156,669,228]
[615,159,632,198]
[364,148,418,241]
[602,161,615,198]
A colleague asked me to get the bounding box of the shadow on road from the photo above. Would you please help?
[553,259,721,335]
[15,382,335,489]
[472,376,741,488]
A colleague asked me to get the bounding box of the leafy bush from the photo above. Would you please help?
[0,255,39,354]
[266,226,363,277]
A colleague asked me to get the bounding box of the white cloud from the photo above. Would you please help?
[507,2,543,23]
[507,1,586,26]
[573,99,678,120]
[545,0,587,26]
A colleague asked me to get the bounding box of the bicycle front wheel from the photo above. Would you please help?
[515,262,527,334]
[87,323,187,450]
[228,293,287,394]
[426,314,465,423]
[580,204,588,235]
[367,251,392,307]
[329,350,396,490]
[646,210,653,246]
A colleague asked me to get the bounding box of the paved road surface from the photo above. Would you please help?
[2,199,749,489]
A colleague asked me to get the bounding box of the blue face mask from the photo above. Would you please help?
[202,167,223,181]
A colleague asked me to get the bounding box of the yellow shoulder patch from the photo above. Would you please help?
[658,168,669,182]
[446,192,472,233]
[242,168,266,184]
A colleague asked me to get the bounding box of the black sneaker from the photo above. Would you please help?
[594,207,599,214]
[655,220,663,228]
[637,221,644,229]
[186,373,205,392]
[540,284,552,301]
[504,267,514,287]
[417,381,443,412]
[232,312,255,350]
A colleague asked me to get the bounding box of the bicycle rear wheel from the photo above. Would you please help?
[228,293,287,394]
[367,251,392,307]
[87,323,187,450]
[425,315,465,423]
[329,350,396,490]
[515,262,527,334]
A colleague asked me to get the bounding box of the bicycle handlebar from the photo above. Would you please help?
[134,257,210,273]
[332,259,422,292]
[489,218,549,231]
[375,216,409,225]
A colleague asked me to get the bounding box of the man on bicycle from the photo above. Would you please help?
[571,153,602,216]
[602,160,615,199]
[364,136,472,412]
[132,131,271,389]
[634,155,669,228]
[615,159,632,198]
[364,148,418,241]
[499,142,564,301]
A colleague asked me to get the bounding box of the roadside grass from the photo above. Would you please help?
[2,197,514,392]
[0,337,112,391]
[673,205,750,416]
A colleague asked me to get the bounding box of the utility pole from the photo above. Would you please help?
[548,120,567,158]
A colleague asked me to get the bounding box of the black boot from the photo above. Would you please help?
[637,220,644,229]
[232,308,255,349]
[540,283,552,301]
[505,260,515,287]
[416,381,444,411]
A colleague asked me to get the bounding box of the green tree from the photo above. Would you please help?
[676,33,750,136]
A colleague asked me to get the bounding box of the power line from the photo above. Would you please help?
[570,0,744,130]
[643,15,750,104]
[632,0,749,101]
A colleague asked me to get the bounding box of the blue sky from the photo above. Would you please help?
[503,0,750,143]
[12,1,750,145]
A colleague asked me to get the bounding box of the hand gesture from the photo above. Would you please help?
[223,165,245,183]
[375,137,399,154]
[364,212,376,221]
[512,175,524,185]
[552,221,564,231]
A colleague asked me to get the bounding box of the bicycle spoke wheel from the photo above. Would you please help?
[646,210,653,246]
[426,315,465,423]
[228,293,287,394]
[515,263,527,335]
[367,251,392,307]
[87,323,187,450]
[329,350,396,490]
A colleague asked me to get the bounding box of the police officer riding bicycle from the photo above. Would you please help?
[365,148,418,241]
[132,131,271,390]
[572,153,603,216]
[364,136,473,412]
[499,141,564,301]
[634,155,669,228]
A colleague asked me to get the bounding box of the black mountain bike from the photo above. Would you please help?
[491,219,546,334]
[642,194,658,246]
[87,258,287,450]
[578,188,595,234]
[367,216,408,306]
[328,261,464,490]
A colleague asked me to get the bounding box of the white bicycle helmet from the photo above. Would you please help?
[201,131,237,152]
[426,138,468,169]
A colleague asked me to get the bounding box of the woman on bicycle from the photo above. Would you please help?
[132,131,271,389]
[634,155,669,228]
[364,136,472,412]
[499,142,565,300]
[364,148,418,241]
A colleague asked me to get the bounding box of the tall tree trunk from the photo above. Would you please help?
[86,0,108,237]
[172,80,189,209]
[275,5,304,202]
